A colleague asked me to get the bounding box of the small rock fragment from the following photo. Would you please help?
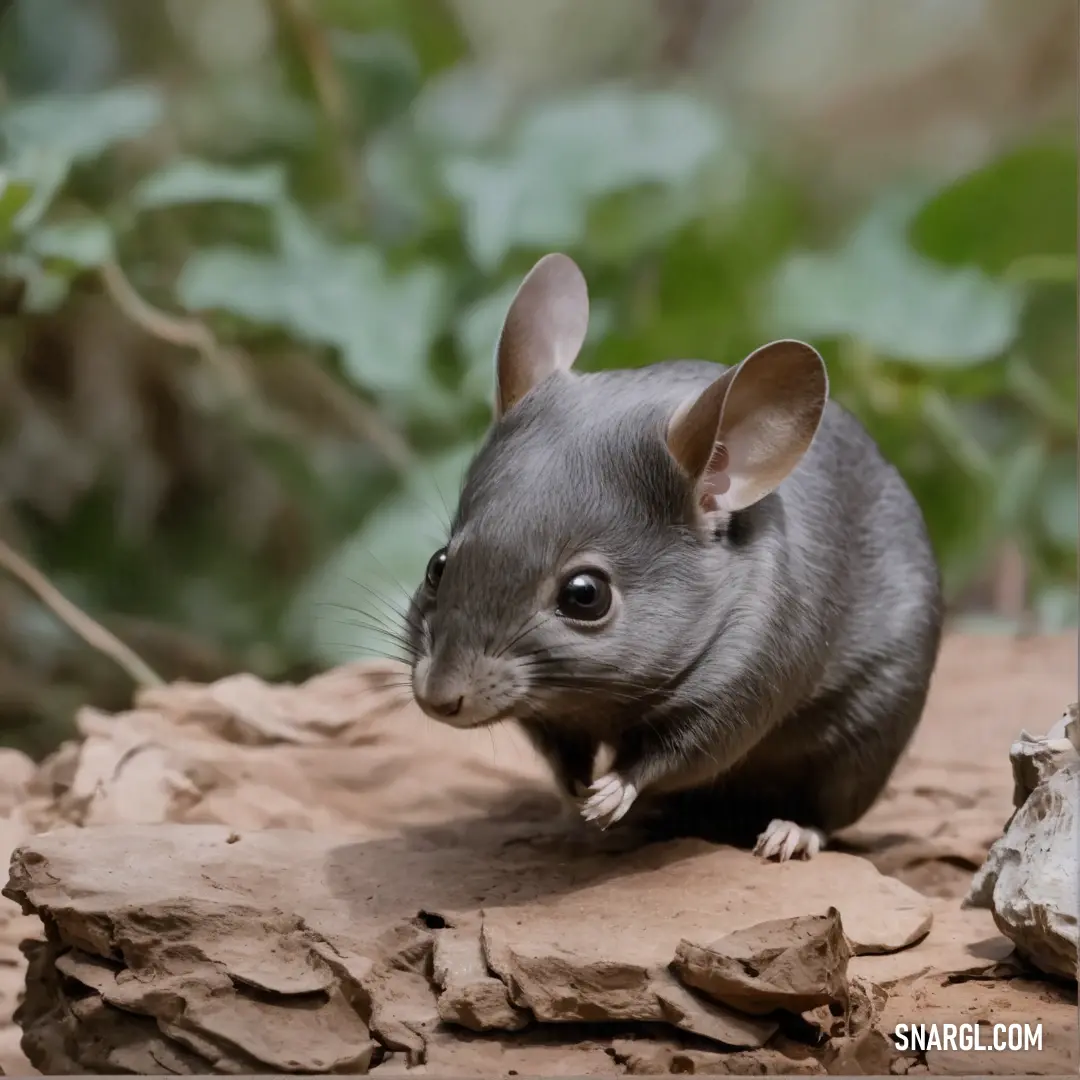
[1009,727,1077,809]
[967,760,1078,979]
[611,1038,826,1075]
[345,921,442,1064]
[418,1025,616,1077]
[776,1006,838,1047]
[654,975,780,1048]
[481,910,779,1048]
[672,909,852,1016]
[360,967,439,1064]
[432,924,529,1032]
[1064,703,1079,753]
[823,1029,899,1075]
[845,977,887,1037]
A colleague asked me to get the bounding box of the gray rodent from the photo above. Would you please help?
[405,253,943,861]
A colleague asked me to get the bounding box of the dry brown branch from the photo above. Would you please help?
[0,537,165,689]
[270,0,356,195]
[100,261,412,473]
[99,260,251,401]
[287,357,415,471]
[274,0,348,126]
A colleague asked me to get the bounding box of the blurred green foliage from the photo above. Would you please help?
[0,0,1075,697]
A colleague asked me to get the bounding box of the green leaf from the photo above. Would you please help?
[363,125,441,231]
[585,180,711,264]
[176,206,449,396]
[331,29,422,127]
[911,144,1076,275]
[28,218,114,269]
[1002,254,1076,286]
[1005,356,1076,434]
[131,160,287,211]
[274,200,329,262]
[769,194,1023,365]
[289,444,476,665]
[1039,452,1078,551]
[919,390,994,479]
[992,440,1045,534]
[0,253,70,312]
[413,64,511,152]
[1,150,71,235]
[362,64,514,236]
[1,84,165,164]
[0,173,35,244]
[443,87,723,269]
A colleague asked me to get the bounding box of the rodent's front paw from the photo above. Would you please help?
[753,819,825,862]
[581,772,638,829]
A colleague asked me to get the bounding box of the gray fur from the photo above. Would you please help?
[406,359,943,847]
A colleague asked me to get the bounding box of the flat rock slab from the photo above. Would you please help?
[476,845,929,1046]
[5,822,932,1073]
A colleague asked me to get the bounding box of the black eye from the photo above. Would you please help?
[426,549,447,590]
[556,571,612,622]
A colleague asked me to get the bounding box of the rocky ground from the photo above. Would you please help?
[0,632,1076,1076]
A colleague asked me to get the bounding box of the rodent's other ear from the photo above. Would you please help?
[666,339,828,514]
[494,253,589,420]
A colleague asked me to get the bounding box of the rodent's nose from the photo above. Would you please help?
[423,695,464,718]
[412,659,469,722]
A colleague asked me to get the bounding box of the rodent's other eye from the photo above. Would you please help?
[556,571,612,622]
[425,548,447,590]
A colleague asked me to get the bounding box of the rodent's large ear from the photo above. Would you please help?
[666,339,828,514]
[494,253,589,420]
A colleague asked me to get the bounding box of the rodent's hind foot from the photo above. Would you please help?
[581,772,638,830]
[753,819,825,862]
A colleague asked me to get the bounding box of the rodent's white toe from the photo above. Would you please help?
[753,819,824,861]
[581,772,638,829]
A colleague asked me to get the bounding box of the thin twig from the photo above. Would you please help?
[275,0,349,126]
[100,260,412,473]
[0,537,165,689]
[270,0,356,195]
[288,356,415,471]
[99,260,250,400]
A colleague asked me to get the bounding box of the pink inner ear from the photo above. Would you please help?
[699,443,730,506]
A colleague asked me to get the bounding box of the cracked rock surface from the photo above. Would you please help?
[6,820,932,1071]
[1,633,1078,1075]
